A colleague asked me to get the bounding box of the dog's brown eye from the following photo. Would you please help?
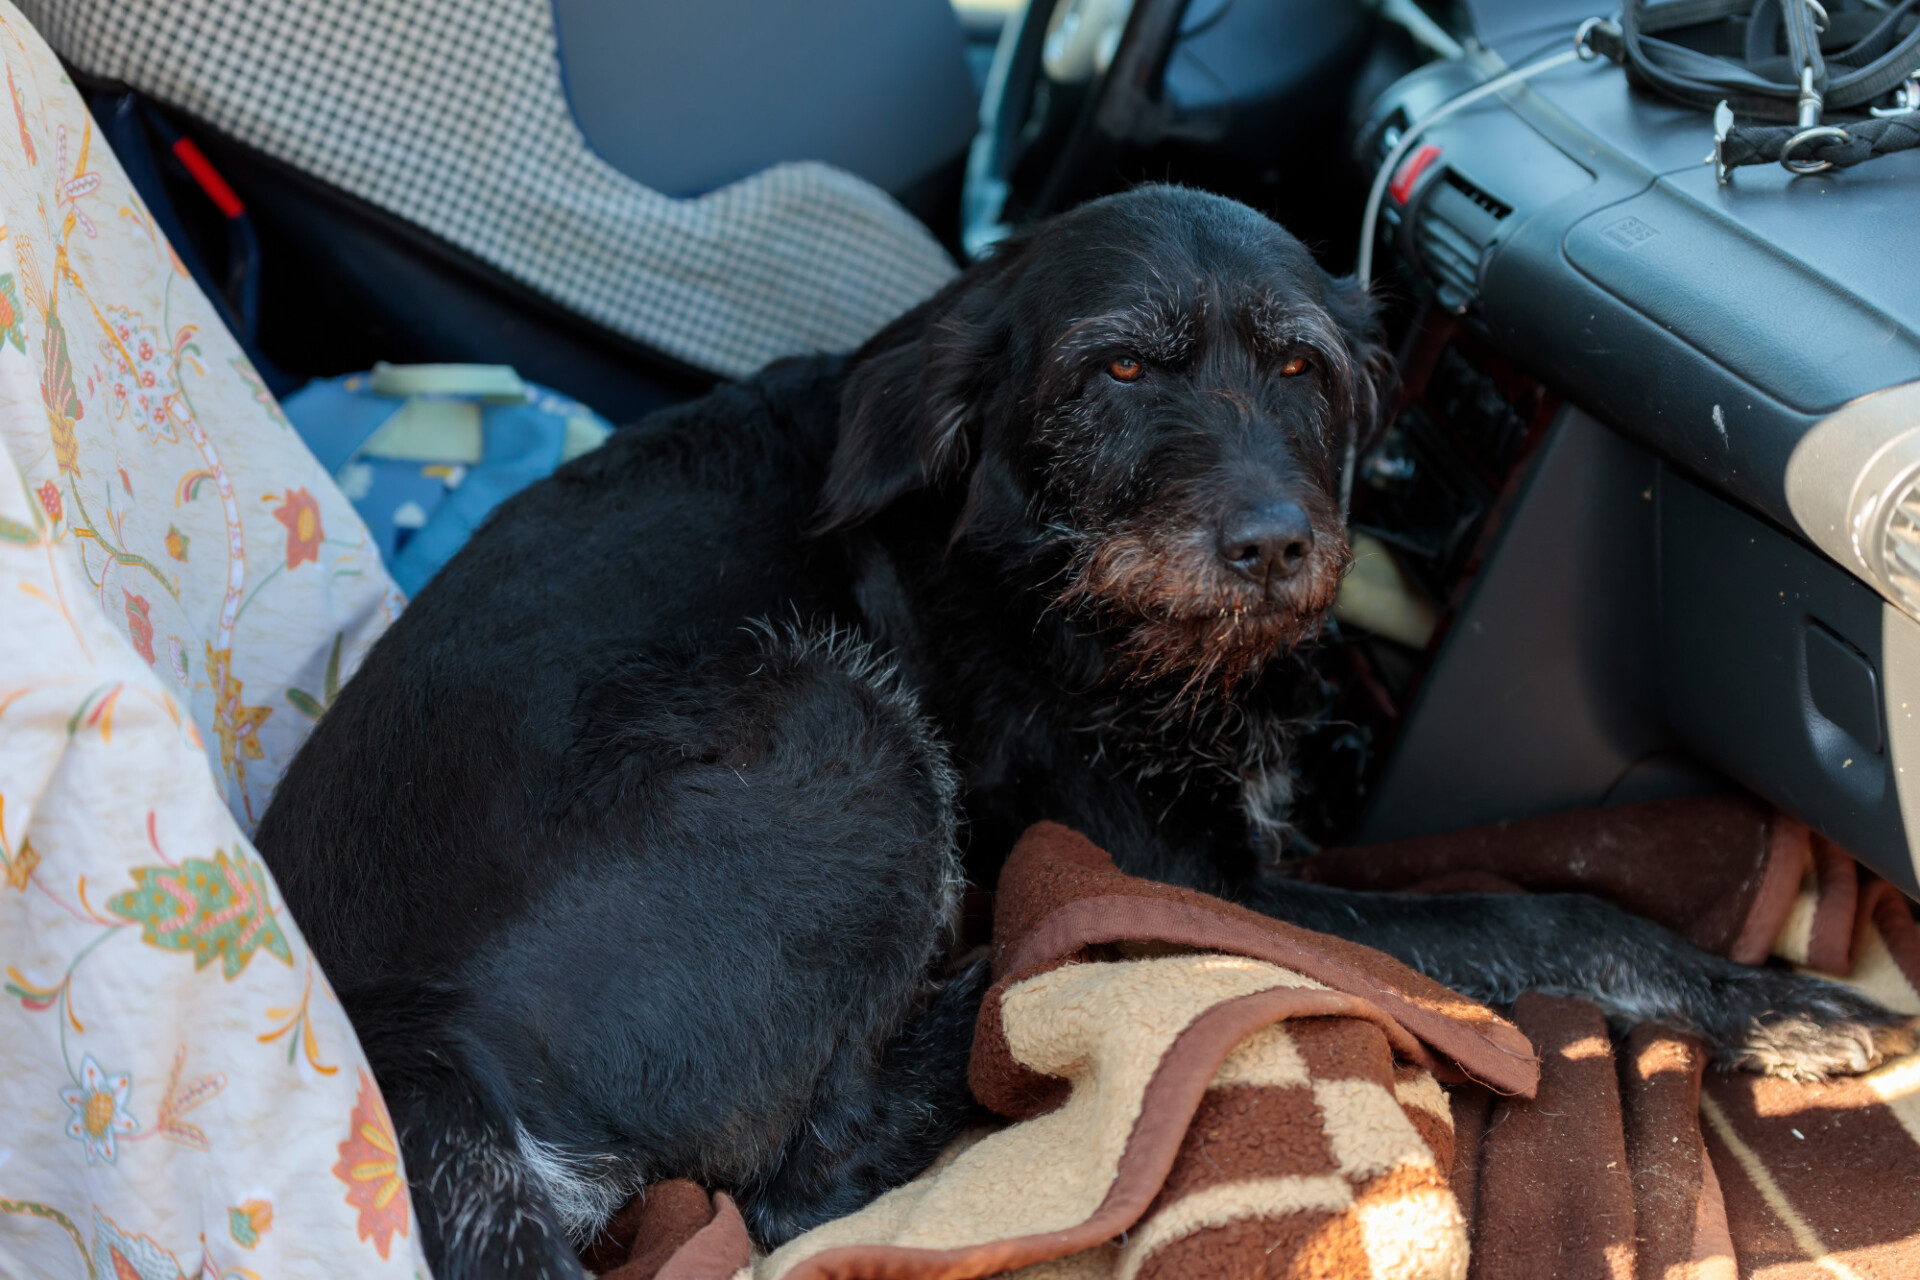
[1107,357,1144,383]
[1280,356,1310,377]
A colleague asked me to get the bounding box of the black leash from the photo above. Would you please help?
[1581,0,1920,178]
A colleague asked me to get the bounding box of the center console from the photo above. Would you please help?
[1328,5,1920,895]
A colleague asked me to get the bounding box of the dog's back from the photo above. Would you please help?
[260,356,847,976]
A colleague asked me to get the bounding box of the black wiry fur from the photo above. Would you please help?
[256,187,1910,1280]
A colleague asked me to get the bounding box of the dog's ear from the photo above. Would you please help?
[817,251,1020,531]
[1319,269,1397,453]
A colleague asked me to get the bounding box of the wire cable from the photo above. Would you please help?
[1372,0,1466,60]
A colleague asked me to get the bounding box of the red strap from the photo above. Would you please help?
[170,136,245,219]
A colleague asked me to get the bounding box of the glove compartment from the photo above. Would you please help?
[1660,470,1920,894]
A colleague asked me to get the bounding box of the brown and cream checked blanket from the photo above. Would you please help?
[583,798,1920,1280]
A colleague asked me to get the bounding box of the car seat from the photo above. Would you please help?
[19,0,980,420]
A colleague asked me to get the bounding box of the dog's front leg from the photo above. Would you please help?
[1244,879,1914,1080]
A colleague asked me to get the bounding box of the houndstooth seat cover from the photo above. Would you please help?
[19,0,960,380]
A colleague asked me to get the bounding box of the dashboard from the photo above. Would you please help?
[1348,4,1920,895]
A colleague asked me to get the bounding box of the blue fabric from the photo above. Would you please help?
[384,400,567,595]
[282,373,610,597]
[282,376,403,475]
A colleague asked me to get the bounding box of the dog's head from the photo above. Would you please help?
[821,186,1392,692]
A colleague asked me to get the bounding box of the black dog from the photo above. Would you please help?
[256,186,1910,1280]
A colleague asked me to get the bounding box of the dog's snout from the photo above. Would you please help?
[1217,503,1314,582]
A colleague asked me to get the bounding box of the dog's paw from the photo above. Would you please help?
[1732,1011,1916,1081]
[1710,970,1916,1081]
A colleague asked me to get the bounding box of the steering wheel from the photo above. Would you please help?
[962,0,1195,257]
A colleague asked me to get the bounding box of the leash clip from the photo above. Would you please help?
[1871,77,1920,118]
[1712,101,1734,184]
[1574,16,1620,63]
[1782,125,1849,174]
[1796,65,1824,131]
[1781,66,1846,175]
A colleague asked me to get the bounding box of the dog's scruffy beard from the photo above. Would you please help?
[1056,522,1352,699]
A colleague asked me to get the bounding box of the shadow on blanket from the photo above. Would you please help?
[583,797,1920,1280]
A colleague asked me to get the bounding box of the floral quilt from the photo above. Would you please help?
[0,6,429,1277]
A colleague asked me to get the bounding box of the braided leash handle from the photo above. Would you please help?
[1719,112,1920,171]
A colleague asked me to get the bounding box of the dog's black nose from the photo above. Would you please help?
[1217,503,1314,581]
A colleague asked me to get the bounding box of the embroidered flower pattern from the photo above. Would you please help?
[123,589,154,663]
[0,271,25,351]
[203,644,273,791]
[36,478,60,522]
[54,122,102,239]
[6,838,39,889]
[8,63,35,166]
[163,523,188,561]
[151,1044,226,1151]
[90,1212,189,1280]
[108,848,293,979]
[334,1069,411,1259]
[286,632,344,723]
[228,1199,273,1249]
[270,487,324,569]
[41,304,82,475]
[96,306,181,441]
[60,1055,137,1164]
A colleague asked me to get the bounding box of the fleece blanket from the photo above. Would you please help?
[1297,796,1920,1280]
[585,798,1920,1280]
[585,820,1537,1280]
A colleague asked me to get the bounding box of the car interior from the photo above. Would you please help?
[9,0,1920,1270]
[65,0,1917,894]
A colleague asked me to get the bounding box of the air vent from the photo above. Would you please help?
[1781,383,1920,621]
[1441,170,1511,219]
[1410,169,1509,312]
[1880,478,1920,617]
[1784,383,1920,624]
